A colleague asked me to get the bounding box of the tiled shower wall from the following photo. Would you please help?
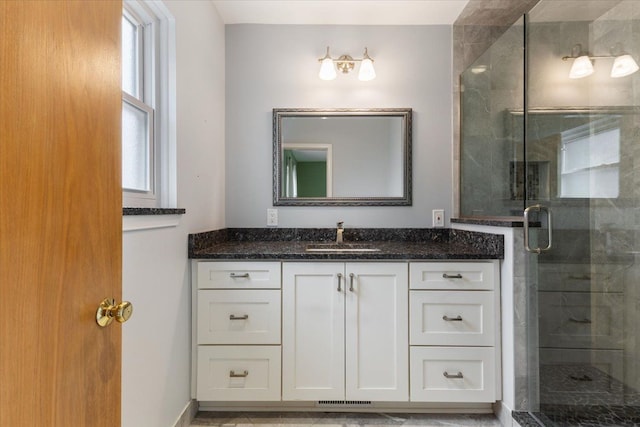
[452,0,540,217]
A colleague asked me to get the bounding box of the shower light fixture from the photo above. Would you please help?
[563,43,639,79]
[318,46,376,81]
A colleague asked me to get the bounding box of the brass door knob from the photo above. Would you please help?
[96,298,133,327]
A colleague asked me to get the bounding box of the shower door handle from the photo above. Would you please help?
[524,204,552,254]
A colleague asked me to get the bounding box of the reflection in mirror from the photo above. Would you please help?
[282,144,332,198]
[273,108,412,206]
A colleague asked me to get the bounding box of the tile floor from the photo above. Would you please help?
[190,411,502,427]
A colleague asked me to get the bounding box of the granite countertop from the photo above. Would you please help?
[188,228,504,260]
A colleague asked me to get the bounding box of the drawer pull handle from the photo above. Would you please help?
[230,273,250,279]
[349,273,355,292]
[337,273,343,292]
[229,370,249,378]
[442,273,463,279]
[229,314,249,320]
[569,274,591,280]
[569,317,591,324]
[443,315,463,322]
[443,371,464,379]
[569,374,592,382]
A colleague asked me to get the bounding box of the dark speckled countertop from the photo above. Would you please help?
[188,228,504,260]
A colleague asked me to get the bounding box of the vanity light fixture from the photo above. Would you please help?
[562,43,639,79]
[318,46,376,81]
[611,54,639,78]
[470,65,488,74]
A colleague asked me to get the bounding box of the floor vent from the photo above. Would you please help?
[316,400,373,407]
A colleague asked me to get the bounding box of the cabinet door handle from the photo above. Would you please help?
[229,314,249,320]
[349,273,355,292]
[443,371,464,379]
[229,273,250,279]
[337,273,343,292]
[442,273,463,279]
[443,315,463,322]
[229,370,249,378]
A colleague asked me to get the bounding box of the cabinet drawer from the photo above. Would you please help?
[410,262,495,290]
[197,346,281,401]
[539,291,623,350]
[410,291,494,346]
[197,261,281,289]
[410,347,495,402]
[197,290,281,345]
[538,263,624,293]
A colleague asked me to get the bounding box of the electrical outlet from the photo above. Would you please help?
[267,208,278,227]
[432,209,444,227]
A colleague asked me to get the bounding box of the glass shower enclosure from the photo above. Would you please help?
[461,1,640,425]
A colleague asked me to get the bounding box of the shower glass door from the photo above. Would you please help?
[525,1,640,424]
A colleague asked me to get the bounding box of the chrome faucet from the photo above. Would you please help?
[336,221,344,244]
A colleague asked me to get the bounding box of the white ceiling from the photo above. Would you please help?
[211,1,471,26]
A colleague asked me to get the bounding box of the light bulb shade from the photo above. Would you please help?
[358,58,376,81]
[318,57,337,80]
[611,54,639,78]
[569,55,594,79]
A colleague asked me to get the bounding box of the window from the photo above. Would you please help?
[122,0,175,208]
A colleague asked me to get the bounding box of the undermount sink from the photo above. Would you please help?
[305,243,381,253]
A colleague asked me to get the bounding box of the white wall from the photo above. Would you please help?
[122,2,225,426]
[226,25,453,227]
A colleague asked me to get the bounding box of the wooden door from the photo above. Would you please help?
[0,1,122,426]
[345,263,408,401]
[282,263,345,400]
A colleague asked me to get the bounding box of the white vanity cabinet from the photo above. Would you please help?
[194,261,282,401]
[409,261,500,403]
[282,262,409,402]
[192,258,501,407]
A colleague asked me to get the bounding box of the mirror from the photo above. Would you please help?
[273,108,412,206]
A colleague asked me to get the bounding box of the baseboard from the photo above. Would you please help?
[494,400,514,426]
[173,399,198,427]
[198,401,494,413]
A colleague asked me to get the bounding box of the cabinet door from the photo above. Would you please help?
[282,263,345,400]
[345,263,408,401]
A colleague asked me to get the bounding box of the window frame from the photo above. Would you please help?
[122,0,176,209]
[122,93,155,198]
